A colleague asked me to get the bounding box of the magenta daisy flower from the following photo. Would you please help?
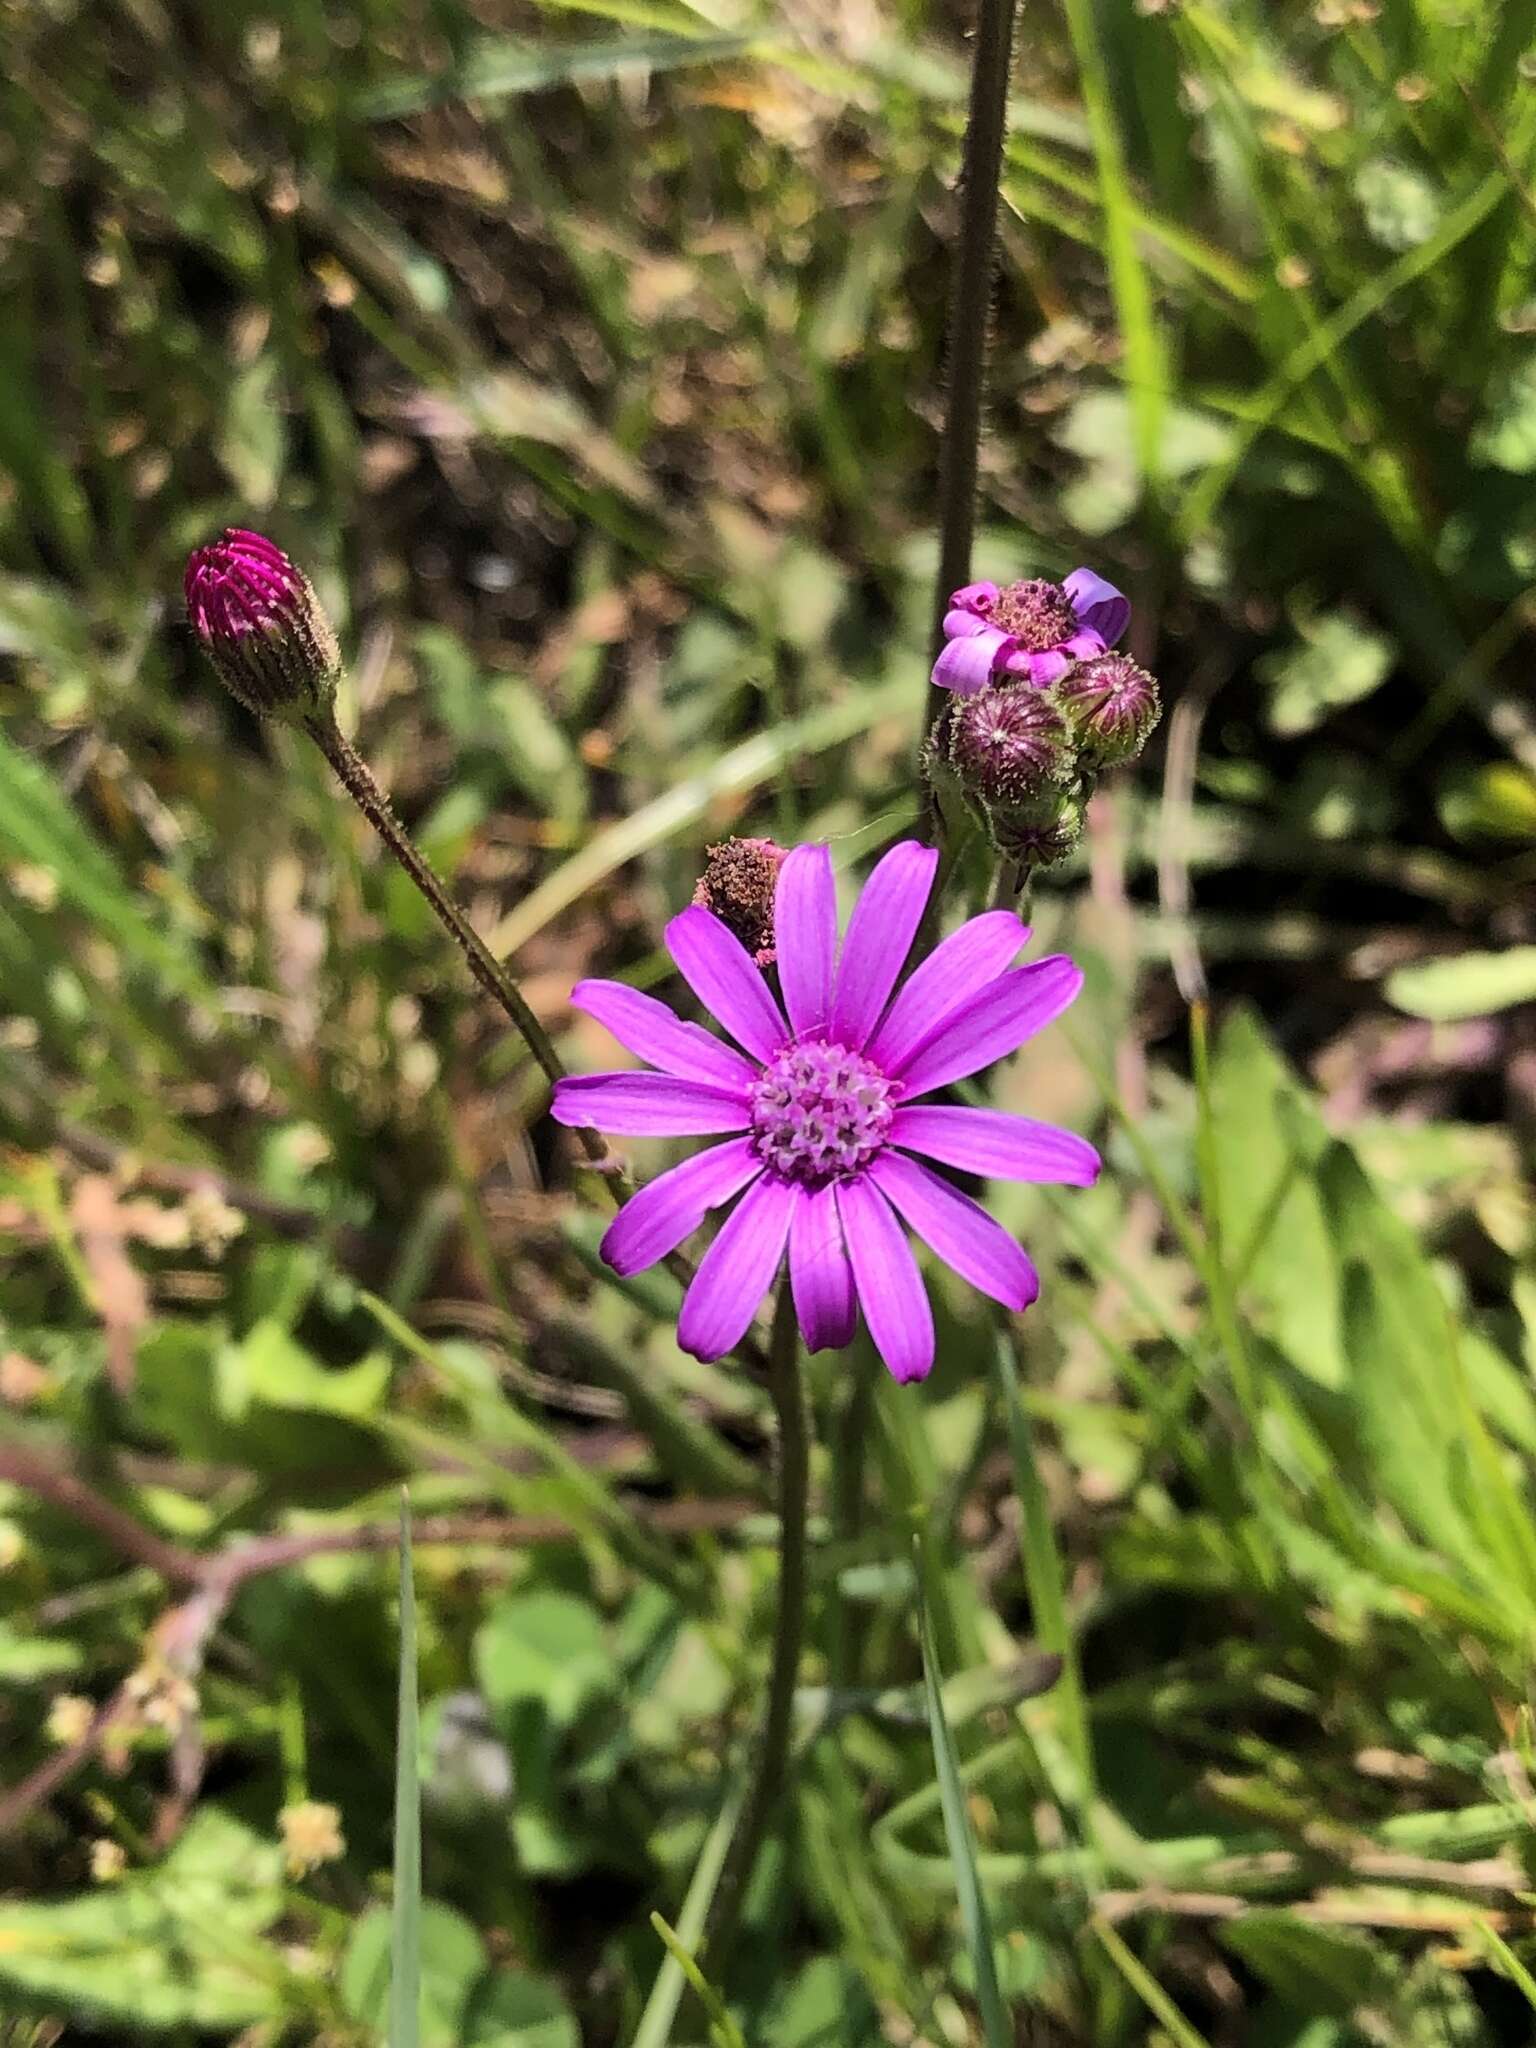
[931,567,1130,696]
[551,841,1099,1384]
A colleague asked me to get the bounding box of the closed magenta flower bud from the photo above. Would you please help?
[946,684,1073,810]
[184,529,341,725]
[1054,652,1160,767]
[691,836,789,967]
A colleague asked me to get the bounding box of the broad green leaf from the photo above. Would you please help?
[464,1969,580,2048]
[218,1318,391,1421]
[341,1903,482,2048]
[1258,614,1393,736]
[1210,1009,1344,1387]
[474,1589,614,1729]
[0,1810,283,2027]
[1386,948,1536,1022]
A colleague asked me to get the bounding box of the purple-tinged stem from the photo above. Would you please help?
[706,1284,810,1960]
[923,0,1022,750]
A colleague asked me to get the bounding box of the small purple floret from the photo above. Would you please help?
[552,839,1100,1384]
[750,1041,894,1186]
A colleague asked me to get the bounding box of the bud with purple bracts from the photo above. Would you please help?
[994,793,1086,871]
[945,684,1073,811]
[184,529,340,724]
[1054,652,1161,766]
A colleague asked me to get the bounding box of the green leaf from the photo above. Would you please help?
[0,724,214,1002]
[463,1969,580,2048]
[0,1619,83,1681]
[1354,159,1442,252]
[341,1903,484,2048]
[1222,1914,1396,2019]
[475,1589,614,1730]
[216,357,285,507]
[1257,613,1393,736]
[218,1318,391,1420]
[0,1810,283,2027]
[358,30,765,119]
[1472,355,1536,472]
[1386,948,1536,1022]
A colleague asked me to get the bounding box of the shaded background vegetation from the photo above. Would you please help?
[1,0,1535,2041]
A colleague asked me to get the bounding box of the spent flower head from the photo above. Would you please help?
[553,841,1099,1384]
[692,837,788,966]
[184,529,340,723]
[931,567,1130,694]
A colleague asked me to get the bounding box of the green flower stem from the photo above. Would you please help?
[304,710,623,1188]
[706,1284,811,1959]
[923,0,1022,748]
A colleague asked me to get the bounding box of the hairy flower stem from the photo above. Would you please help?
[706,1285,810,1960]
[924,0,1022,750]
[304,711,622,1186]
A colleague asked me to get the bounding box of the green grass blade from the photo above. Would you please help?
[992,1339,1094,1806]
[1058,0,1168,489]
[646,1914,746,2048]
[631,1774,748,2048]
[390,1492,421,2048]
[1092,1918,1213,2048]
[914,1540,1009,2048]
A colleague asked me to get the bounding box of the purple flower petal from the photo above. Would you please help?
[868,910,1029,1075]
[942,607,993,639]
[788,1182,856,1352]
[600,1139,763,1276]
[892,1104,1100,1186]
[835,1177,934,1384]
[1063,567,1130,647]
[775,844,837,1039]
[1063,627,1108,662]
[870,1154,1039,1312]
[930,629,1011,696]
[551,1071,751,1136]
[950,580,999,613]
[1019,647,1071,685]
[666,905,789,1067]
[892,956,1083,1098]
[830,841,938,1050]
[677,1173,797,1361]
[572,979,758,1093]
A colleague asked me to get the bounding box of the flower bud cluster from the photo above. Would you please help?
[928,571,1161,872]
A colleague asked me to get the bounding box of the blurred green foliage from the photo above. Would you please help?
[1,0,1534,2041]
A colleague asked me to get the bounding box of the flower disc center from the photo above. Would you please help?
[991,578,1079,649]
[750,1039,894,1188]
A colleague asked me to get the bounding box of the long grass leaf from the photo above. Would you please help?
[914,1541,1009,2048]
[390,1493,421,2048]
